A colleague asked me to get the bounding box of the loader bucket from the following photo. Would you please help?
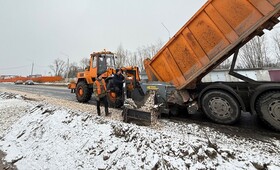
[123,108,152,126]
[122,91,159,126]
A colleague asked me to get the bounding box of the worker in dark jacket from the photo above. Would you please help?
[112,68,124,97]
[93,74,109,116]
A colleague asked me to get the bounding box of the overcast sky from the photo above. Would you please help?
[0,0,207,76]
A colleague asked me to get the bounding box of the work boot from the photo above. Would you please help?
[105,107,109,116]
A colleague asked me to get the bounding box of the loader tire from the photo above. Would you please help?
[201,90,240,124]
[76,81,92,103]
[256,90,280,131]
[107,91,123,108]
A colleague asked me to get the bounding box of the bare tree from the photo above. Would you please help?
[114,40,163,70]
[115,44,129,68]
[272,31,280,66]
[68,62,79,78]
[80,57,90,70]
[133,40,163,70]
[239,36,271,68]
[126,52,137,68]
[49,58,66,76]
[216,57,232,70]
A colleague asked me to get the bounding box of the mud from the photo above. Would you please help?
[165,112,280,141]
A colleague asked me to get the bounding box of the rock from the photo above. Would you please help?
[205,148,217,159]
[107,146,118,154]
[103,154,110,161]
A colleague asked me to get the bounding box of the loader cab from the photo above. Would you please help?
[97,53,115,75]
[89,52,116,78]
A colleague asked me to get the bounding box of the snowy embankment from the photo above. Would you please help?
[0,92,279,170]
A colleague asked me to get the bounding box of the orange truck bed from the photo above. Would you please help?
[144,0,280,89]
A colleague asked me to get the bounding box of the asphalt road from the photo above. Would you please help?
[0,83,77,101]
[0,82,279,137]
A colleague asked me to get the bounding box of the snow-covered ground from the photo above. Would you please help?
[0,91,280,170]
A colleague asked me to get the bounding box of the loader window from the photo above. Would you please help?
[106,55,115,68]
[98,56,106,75]
[92,57,97,68]
[98,54,115,74]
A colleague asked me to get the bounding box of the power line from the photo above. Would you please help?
[161,22,171,40]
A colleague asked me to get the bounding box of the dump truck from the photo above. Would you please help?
[124,0,280,130]
[68,51,143,107]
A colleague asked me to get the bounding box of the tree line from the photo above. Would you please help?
[218,30,280,69]
[49,31,280,78]
[49,40,163,78]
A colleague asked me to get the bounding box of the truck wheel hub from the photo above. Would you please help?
[268,100,280,122]
[209,97,231,117]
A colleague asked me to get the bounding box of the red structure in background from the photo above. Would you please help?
[0,76,63,83]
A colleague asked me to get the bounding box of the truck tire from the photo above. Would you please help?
[76,81,92,103]
[201,90,240,124]
[256,91,280,131]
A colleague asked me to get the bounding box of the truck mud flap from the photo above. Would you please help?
[123,108,152,126]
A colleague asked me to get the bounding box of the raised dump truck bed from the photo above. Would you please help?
[144,0,280,89]
[135,0,280,131]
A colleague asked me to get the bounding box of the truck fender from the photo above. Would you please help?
[198,83,246,112]
[250,84,280,115]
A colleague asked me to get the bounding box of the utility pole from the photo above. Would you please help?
[30,62,34,76]
[67,57,69,82]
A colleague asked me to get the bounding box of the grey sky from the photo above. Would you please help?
[0,0,206,76]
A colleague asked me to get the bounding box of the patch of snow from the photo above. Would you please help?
[0,93,33,136]
[0,92,279,170]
